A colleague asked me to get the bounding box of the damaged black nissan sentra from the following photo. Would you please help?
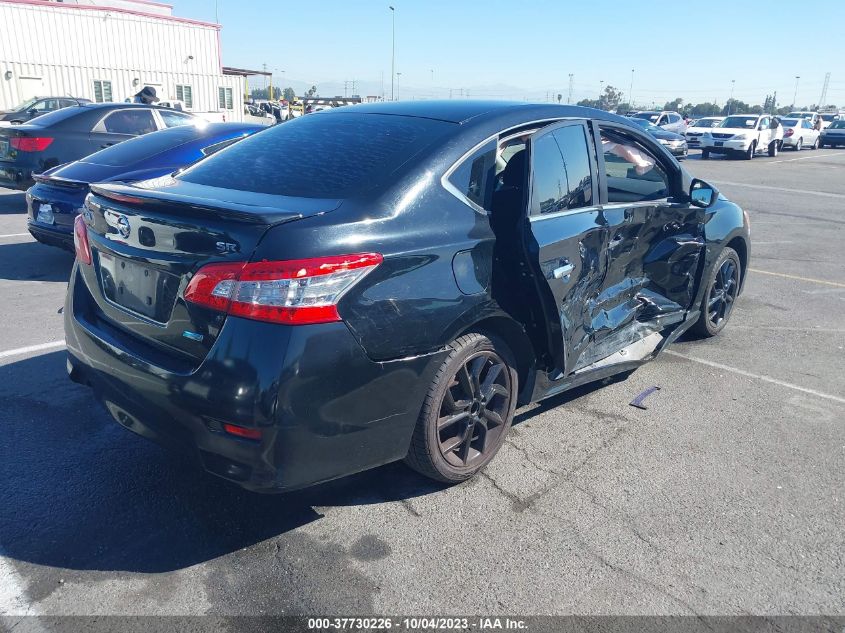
[65,101,749,491]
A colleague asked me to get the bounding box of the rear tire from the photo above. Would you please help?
[405,332,518,484]
[701,149,710,160]
[768,140,778,157]
[794,137,803,151]
[691,247,742,338]
[812,137,820,150]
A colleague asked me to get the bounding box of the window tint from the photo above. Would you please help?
[103,109,157,135]
[179,113,453,198]
[668,113,681,123]
[600,128,670,203]
[159,110,194,128]
[448,140,496,211]
[530,125,593,215]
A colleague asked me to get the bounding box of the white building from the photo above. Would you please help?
[0,0,246,119]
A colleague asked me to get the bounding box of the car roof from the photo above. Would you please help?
[322,99,629,125]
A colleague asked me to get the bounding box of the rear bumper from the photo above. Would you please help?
[0,163,31,189]
[701,139,750,152]
[64,263,445,492]
[27,221,74,251]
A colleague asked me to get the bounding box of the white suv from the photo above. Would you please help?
[700,113,784,160]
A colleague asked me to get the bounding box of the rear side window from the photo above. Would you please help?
[600,128,669,203]
[447,140,496,212]
[179,113,454,198]
[103,110,157,135]
[530,125,593,215]
[83,125,205,166]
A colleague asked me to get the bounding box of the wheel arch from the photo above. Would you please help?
[726,235,749,291]
[459,315,537,404]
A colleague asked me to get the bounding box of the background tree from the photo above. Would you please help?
[305,85,318,97]
[689,102,721,116]
[721,99,750,116]
[663,97,684,112]
[283,87,296,101]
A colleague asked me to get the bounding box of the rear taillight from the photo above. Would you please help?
[223,423,262,441]
[184,253,383,325]
[10,137,54,152]
[784,129,794,137]
[73,215,92,265]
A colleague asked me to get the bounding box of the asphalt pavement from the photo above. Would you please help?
[0,148,843,620]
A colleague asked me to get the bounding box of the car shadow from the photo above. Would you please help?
[0,350,447,574]
[0,348,635,575]
[0,240,74,282]
[0,190,26,214]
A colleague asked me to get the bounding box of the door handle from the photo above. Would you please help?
[553,263,575,279]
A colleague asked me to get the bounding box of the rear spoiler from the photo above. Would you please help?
[33,173,88,189]
[90,180,342,225]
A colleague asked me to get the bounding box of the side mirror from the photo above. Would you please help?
[27,109,38,116]
[690,178,718,208]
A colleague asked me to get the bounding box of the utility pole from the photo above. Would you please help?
[772,91,777,114]
[389,6,395,101]
[728,79,735,115]
[819,71,831,108]
[567,73,573,104]
[629,68,635,109]
[396,72,402,101]
[792,75,800,108]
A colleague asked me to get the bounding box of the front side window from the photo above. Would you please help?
[93,80,113,103]
[447,140,496,212]
[530,125,593,215]
[103,109,157,135]
[600,128,670,204]
[218,87,234,110]
[175,85,193,109]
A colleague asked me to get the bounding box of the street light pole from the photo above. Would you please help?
[389,6,395,101]
[792,75,800,108]
[728,79,735,115]
[396,72,402,101]
[629,68,635,109]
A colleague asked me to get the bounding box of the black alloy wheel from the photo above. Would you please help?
[692,247,742,338]
[405,333,517,483]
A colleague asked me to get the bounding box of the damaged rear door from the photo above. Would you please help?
[577,123,705,370]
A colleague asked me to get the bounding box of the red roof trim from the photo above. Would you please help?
[0,0,220,29]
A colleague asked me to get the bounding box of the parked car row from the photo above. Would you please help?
[0,96,92,126]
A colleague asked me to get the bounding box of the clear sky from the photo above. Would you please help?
[172,0,844,108]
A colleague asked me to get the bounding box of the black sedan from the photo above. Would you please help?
[65,101,749,492]
[0,103,197,189]
[0,96,90,125]
[819,120,845,148]
[626,116,689,158]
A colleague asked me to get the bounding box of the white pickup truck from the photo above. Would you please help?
[700,113,784,160]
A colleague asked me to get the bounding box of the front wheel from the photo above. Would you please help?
[701,149,710,160]
[405,332,518,484]
[691,247,742,338]
[743,141,756,160]
[811,137,820,150]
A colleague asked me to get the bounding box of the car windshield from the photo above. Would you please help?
[695,119,720,128]
[631,112,660,122]
[780,119,799,126]
[720,116,757,129]
[787,112,812,119]
[11,98,39,111]
[820,114,837,121]
[827,121,845,129]
[178,113,454,198]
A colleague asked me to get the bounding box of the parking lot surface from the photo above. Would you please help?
[1,149,843,618]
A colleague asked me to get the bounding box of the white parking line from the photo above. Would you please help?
[712,181,845,199]
[748,268,845,288]
[0,340,65,361]
[665,350,845,405]
[0,233,31,239]
[768,152,845,164]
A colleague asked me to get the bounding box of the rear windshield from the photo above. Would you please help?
[780,119,799,126]
[83,124,209,166]
[828,121,845,129]
[24,106,86,127]
[178,113,454,198]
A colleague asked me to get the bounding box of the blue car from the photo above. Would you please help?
[26,122,263,250]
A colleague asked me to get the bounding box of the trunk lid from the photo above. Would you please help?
[76,179,341,364]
